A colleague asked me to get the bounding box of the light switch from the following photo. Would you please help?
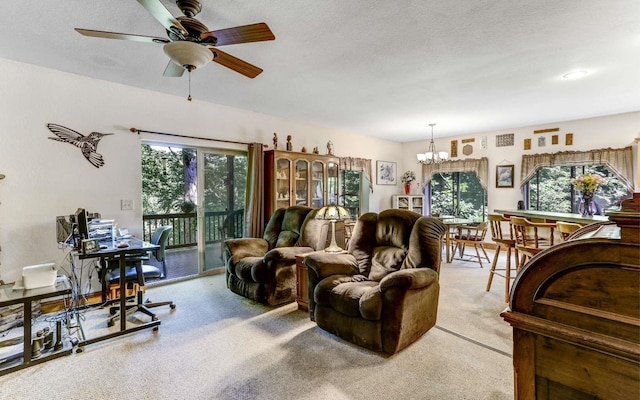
[121,199,133,210]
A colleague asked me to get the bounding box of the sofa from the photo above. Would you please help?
[304,209,447,354]
[224,206,330,306]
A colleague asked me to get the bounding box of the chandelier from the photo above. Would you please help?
[417,123,449,165]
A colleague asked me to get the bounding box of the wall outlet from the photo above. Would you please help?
[121,199,133,210]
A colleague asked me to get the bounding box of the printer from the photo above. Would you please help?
[22,263,58,289]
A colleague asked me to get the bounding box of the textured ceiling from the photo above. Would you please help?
[1,0,639,141]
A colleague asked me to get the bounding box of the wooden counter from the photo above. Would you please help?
[494,209,608,225]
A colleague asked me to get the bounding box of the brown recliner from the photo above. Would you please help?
[304,209,447,354]
[224,206,330,306]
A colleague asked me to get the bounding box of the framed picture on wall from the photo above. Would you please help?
[496,165,514,188]
[376,160,397,185]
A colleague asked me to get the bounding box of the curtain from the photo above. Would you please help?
[520,146,634,190]
[421,157,489,191]
[244,143,265,238]
[339,157,373,192]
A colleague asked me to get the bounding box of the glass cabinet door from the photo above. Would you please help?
[294,160,309,206]
[311,161,325,208]
[276,158,291,208]
[327,161,339,205]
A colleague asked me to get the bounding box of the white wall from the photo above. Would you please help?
[401,112,640,212]
[0,59,402,283]
[1,58,637,283]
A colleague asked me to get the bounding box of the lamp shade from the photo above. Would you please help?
[316,204,351,221]
[316,204,350,253]
[163,41,213,70]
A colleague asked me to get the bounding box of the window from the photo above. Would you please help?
[429,172,487,221]
[526,165,631,214]
[340,169,361,219]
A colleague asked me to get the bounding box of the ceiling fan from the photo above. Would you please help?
[75,0,275,99]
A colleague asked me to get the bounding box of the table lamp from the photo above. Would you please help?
[316,204,351,252]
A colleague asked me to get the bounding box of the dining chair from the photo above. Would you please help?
[450,222,490,267]
[486,213,520,302]
[510,216,556,266]
[556,221,582,241]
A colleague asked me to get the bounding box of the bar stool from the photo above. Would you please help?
[510,216,556,266]
[556,221,582,241]
[486,213,520,302]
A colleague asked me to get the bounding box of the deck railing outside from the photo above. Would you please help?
[142,210,244,249]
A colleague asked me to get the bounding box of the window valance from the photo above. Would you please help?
[339,157,373,192]
[520,146,633,190]
[421,157,489,190]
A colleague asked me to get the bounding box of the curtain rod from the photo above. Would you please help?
[130,127,265,147]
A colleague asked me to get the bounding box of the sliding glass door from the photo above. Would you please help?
[200,150,247,272]
[141,143,247,278]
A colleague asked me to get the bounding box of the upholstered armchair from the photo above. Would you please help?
[224,206,330,306]
[304,209,446,354]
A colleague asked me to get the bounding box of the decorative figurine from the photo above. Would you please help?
[286,135,293,151]
[273,132,278,149]
[312,146,319,154]
[301,147,307,153]
[326,140,334,155]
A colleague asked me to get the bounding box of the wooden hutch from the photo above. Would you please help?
[264,150,339,219]
[501,193,640,399]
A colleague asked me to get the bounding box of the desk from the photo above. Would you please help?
[439,217,473,263]
[494,209,608,225]
[0,277,73,376]
[77,238,160,351]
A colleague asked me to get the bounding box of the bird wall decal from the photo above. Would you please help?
[47,123,113,168]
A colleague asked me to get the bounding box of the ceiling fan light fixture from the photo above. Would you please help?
[163,41,212,70]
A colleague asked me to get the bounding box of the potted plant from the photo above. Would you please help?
[401,170,416,194]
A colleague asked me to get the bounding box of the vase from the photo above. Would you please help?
[404,183,411,194]
[579,192,594,217]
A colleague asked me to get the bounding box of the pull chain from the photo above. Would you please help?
[187,69,192,102]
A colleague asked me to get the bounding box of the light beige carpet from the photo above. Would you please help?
[0,252,514,400]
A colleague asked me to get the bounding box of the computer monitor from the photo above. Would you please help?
[74,208,89,243]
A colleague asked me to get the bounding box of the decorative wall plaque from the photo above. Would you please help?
[496,133,514,147]
[538,136,546,147]
[566,133,573,145]
[462,144,473,156]
[533,128,559,134]
[524,138,531,150]
[551,135,558,145]
[480,136,487,149]
[461,138,475,143]
[47,123,112,168]
[451,140,458,157]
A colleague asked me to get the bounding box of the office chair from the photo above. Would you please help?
[103,226,176,327]
[130,225,173,279]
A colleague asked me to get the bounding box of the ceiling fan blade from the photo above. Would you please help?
[75,28,169,43]
[202,23,275,46]
[211,48,263,78]
[136,0,188,37]
[163,61,185,77]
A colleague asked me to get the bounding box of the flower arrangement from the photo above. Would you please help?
[570,173,607,195]
[401,170,416,184]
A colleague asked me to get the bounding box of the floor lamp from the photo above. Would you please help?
[316,204,351,252]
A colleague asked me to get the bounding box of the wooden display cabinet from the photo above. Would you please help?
[265,150,339,219]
